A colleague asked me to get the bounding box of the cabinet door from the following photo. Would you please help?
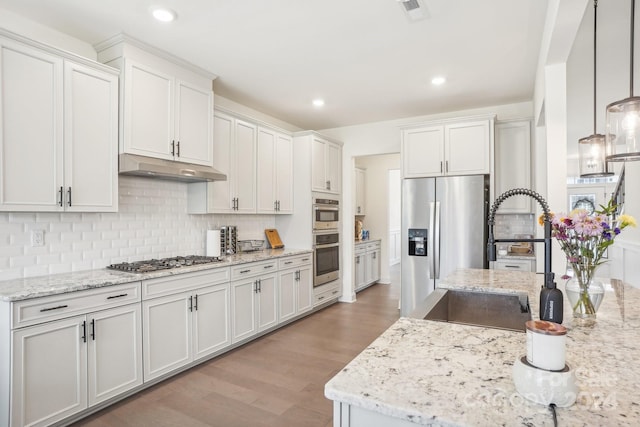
[0,39,64,211]
[87,304,142,406]
[296,265,313,315]
[207,111,234,212]
[326,142,342,194]
[354,253,366,291]
[402,126,444,178]
[231,279,257,343]
[233,119,257,213]
[256,127,277,213]
[278,269,296,323]
[123,59,174,160]
[192,284,231,361]
[371,250,381,282]
[355,168,366,215]
[11,316,87,427]
[142,292,191,381]
[445,121,490,176]
[495,120,531,213]
[311,136,328,192]
[274,133,293,213]
[257,274,278,332]
[174,80,213,166]
[64,61,118,212]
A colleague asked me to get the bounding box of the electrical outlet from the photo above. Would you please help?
[31,230,45,247]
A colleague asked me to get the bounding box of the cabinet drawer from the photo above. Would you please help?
[493,260,533,272]
[366,241,381,251]
[142,267,230,300]
[278,254,312,270]
[12,282,141,329]
[231,260,277,280]
[314,282,341,306]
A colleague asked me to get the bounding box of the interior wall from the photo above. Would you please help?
[354,154,401,284]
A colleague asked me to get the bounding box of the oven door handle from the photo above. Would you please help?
[314,206,339,212]
[314,243,340,249]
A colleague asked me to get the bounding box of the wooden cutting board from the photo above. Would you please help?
[265,229,284,249]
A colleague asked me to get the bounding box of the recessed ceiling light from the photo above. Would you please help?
[151,7,177,22]
[312,99,325,107]
[431,76,446,86]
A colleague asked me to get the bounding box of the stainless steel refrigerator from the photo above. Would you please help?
[401,175,489,316]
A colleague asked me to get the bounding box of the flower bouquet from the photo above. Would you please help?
[540,200,636,324]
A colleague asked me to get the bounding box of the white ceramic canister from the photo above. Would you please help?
[525,320,567,371]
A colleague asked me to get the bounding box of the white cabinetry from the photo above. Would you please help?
[97,38,214,166]
[278,254,313,323]
[0,35,118,212]
[402,118,493,178]
[257,127,293,214]
[230,261,278,343]
[492,259,535,272]
[355,240,381,292]
[8,283,142,427]
[354,167,366,215]
[141,268,230,381]
[312,135,342,194]
[494,119,532,213]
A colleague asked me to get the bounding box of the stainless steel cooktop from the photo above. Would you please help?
[107,255,222,273]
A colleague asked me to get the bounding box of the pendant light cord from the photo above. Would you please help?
[594,0,598,135]
[631,0,635,97]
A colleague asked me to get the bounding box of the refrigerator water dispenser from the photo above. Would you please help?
[408,228,428,256]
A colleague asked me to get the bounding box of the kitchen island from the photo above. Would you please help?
[325,269,640,426]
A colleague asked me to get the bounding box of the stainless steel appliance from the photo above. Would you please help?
[313,197,339,230]
[108,255,222,273]
[401,175,489,316]
[313,231,340,286]
[220,226,237,255]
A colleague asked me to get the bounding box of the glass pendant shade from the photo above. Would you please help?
[579,133,610,176]
[605,96,640,161]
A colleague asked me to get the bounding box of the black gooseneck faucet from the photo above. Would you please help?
[487,188,563,324]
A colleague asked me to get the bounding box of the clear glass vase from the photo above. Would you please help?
[565,265,605,326]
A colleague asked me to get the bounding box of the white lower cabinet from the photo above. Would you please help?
[231,270,278,343]
[491,259,535,272]
[278,255,313,323]
[355,240,381,292]
[142,273,231,382]
[10,303,142,427]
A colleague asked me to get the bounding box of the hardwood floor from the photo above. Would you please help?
[73,276,400,427]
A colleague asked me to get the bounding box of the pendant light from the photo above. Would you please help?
[580,0,613,177]
[605,0,640,161]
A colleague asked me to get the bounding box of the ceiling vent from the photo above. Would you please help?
[397,0,429,22]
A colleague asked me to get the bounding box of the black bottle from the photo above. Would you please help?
[539,279,563,324]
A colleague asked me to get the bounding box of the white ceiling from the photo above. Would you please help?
[0,0,549,130]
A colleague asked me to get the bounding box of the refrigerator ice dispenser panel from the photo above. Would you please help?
[408,228,428,256]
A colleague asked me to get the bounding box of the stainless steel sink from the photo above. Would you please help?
[413,288,531,332]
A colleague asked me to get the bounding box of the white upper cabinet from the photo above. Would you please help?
[311,135,342,194]
[97,37,214,167]
[494,119,532,213]
[402,117,493,178]
[354,167,366,215]
[0,34,118,212]
[257,127,293,214]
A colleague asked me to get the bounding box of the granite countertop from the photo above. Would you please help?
[0,248,312,302]
[325,268,640,426]
[354,238,381,245]
[497,253,536,261]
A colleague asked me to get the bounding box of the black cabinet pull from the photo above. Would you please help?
[302,258,309,262]
[58,186,64,207]
[194,294,198,311]
[188,296,193,312]
[258,279,262,293]
[67,187,72,207]
[90,319,95,340]
[171,140,175,156]
[240,269,251,274]
[254,280,258,293]
[81,320,87,343]
[263,265,273,269]
[40,304,68,312]
[284,261,293,265]
[176,141,180,157]
[106,293,128,300]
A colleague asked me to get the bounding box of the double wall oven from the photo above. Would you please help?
[313,196,340,287]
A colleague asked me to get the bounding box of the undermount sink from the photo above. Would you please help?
[414,288,531,333]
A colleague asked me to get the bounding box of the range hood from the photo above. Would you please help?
[119,154,226,183]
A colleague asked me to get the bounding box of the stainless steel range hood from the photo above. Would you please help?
[119,154,226,183]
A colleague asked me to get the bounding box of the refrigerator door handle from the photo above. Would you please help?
[434,201,441,279]
[428,201,436,279]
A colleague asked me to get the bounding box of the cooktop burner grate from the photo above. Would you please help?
[107,255,223,273]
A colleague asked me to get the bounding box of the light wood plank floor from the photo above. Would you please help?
[73,278,400,427]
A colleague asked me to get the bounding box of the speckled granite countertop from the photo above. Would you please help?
[325,268,640,426]
[0,248,312,302]
[354,238,381,245]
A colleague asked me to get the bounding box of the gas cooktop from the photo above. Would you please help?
[107,255,223,273]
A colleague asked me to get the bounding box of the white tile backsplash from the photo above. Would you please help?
[0,176,277,281]
[493,213,536,239]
